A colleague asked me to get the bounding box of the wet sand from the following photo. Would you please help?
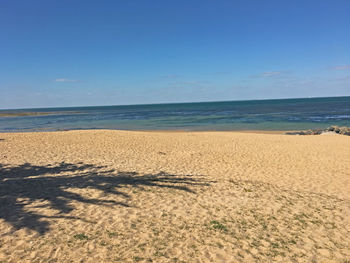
[0,130,349,262]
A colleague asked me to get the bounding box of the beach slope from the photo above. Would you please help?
[0,130,349,262]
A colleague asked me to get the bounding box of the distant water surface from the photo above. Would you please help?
[0,97,349,132]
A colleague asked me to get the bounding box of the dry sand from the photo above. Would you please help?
[0,130,349,262]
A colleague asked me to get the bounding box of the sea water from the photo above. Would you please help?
[0,96,349,132]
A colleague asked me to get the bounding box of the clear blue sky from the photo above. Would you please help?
[1,0,350,109]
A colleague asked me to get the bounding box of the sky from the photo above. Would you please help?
[1,0,350,109]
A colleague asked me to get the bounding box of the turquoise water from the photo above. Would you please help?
[0,96,349,132]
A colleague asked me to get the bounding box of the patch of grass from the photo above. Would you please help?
[189,244,199,251]
[137,242,147,248]
[293,213,308,226]
[216,242,224,248]
[133,256,144,262]
[154,250,166,257]
[289,239,297,245]
[250,239,261,248]
[73,233,88,240]
[210,220,228,232]
[310,219,322,225]
[161,212,168,217]
[237,219,248,230]
[271,242,280,249]
[107,230,118,237]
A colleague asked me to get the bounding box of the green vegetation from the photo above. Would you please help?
[73,233,89,240]
[210,220,228,232]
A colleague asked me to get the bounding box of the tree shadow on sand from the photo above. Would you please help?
[0,162,209,235]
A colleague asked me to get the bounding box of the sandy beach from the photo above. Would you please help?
[0,130,349,262]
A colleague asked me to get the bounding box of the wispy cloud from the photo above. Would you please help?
[261,71,281,77]
[333,65,350,70]
[54,78,78,82]
[161,74,180,79]
[174,81,209,85]
[249,71,283,79]
[335,75,350,82]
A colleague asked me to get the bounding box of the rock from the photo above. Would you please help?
[312,129,323,135]
[285,131,306,135]
[339,127,350,135]
[285,126,350,136]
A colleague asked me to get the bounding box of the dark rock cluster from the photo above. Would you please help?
[285,126,350,136]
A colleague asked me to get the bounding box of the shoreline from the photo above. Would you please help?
[3,126,348,135]
[0,128,298,135]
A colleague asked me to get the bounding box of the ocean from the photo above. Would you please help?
[0,96,349,132]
